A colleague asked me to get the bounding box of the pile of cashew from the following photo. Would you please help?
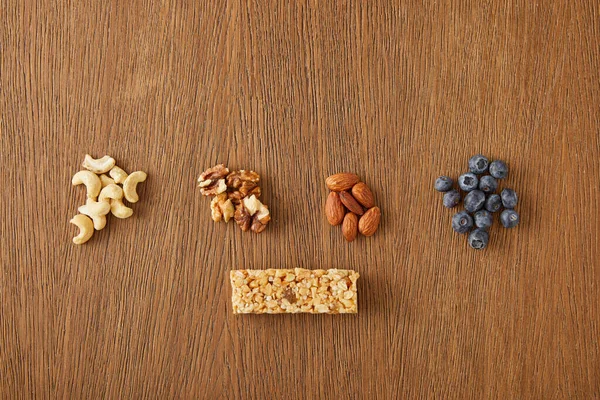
[70,154,147,244]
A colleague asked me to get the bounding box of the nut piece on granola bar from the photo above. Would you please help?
[227,170,261,203]
[198,164,229,196]
[230,268,359,314]
[211,193,235,222]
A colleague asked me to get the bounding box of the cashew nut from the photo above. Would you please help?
[72,170,101,199]
[99,174,115,188]
[78,198,111,230]
[70,214,94,244]
[82,154,116,174]
[98,184,131,218]
[109,166,128,184]
[98,183,124,202]
[110,199,133,219]
[123,171,147,203]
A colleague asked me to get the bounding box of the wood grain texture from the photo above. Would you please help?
[1,0,599,398]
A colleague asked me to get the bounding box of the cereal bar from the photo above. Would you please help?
[230,268,359,314]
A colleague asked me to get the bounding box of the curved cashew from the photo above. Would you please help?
[99,174,115,188]
[109,166,128,184]
[70,214,94,244]
[123,171,147,203]
[82,154,116,174]
[99,183,124,202]
[111,199,134,219]
[72,171,101,199]
[78,198,111,230]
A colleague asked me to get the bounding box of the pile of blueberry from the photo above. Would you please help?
[434,155,520,250]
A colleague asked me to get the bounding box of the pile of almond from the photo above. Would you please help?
[325,173,381,241]
[198,164,270,233]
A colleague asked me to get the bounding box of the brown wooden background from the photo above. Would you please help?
[2,1,599,398]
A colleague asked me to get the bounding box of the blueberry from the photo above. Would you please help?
[485,194,502,213]
[489,160,508,179]
[464,190,486,213]
[468,229,489,249]
[452,211,473,234]
[458,173,479,192]
[500,209,520,228]
[501,188,518,209]
[443,189,461,208]
[434,176,453,192]
[474,210,493,230]
[468,154,489,175]
[478,175,498,194]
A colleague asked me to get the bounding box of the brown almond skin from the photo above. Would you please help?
[351,182,375,208]
[339,191,364,216]
[358,206,381,236]
[325,192,345,226]
[326,173,360,192]
[342,212,358,242]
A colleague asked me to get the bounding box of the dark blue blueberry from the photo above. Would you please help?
[443,189,461,208]
[485,194,502,213]
[468,229,489,249]
[478,175,498,194]
[500,209,520,228]
[501,188,518,209]
[434,176,453,192]
[468,154,489,175]
[458,173,479,192]
[464,190,486,213]
[489,160,508,179]
[474,210,493,230]
[452,211,473,234]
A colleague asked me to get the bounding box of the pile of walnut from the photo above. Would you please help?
[198,164,270,233]
[325,173,381,242]
[69,154,147,244]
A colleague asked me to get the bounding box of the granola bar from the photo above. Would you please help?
[230,268,359,314]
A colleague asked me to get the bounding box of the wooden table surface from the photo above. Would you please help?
[2,1,599,398]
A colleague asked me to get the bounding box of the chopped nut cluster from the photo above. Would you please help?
[199,164,270,233]
[230,268,359,314]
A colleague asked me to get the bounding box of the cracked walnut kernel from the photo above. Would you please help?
[234,195,270,233]
[226,170,261,203]
[251,212,270,233]
[211,193,235,223]
[198,164,229,196]
[234,202,252,232]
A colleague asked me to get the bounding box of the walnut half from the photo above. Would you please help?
[233,195,270,233]
[198,164,229,196]
[226,170,261,204]
[242,195,270,233]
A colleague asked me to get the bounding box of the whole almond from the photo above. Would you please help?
[326,173,360,192]
[342,212,358,242]
[325,192,345,226]
[358,206,381,236]
[339,191,364,216]
[351,182,375,208]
